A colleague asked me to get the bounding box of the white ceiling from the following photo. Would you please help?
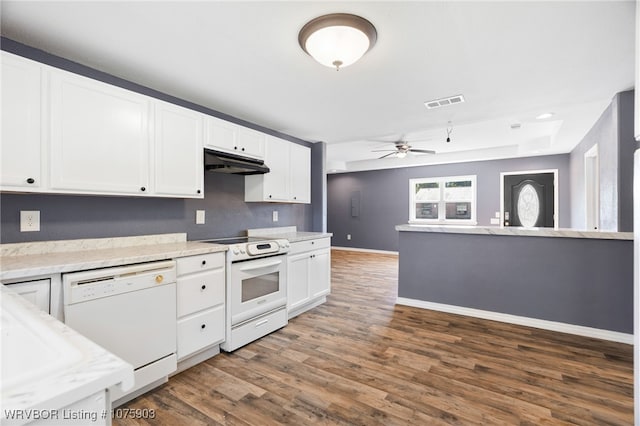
[1,1,635,173]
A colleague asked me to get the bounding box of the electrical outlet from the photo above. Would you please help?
[272,211,279,222]
[495,211,501,218]
[347,234,351,240]
[490,218,500,225]
[20,210,40,232]
[195,210,205,225]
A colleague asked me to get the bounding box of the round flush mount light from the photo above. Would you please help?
[298,13,377,71]
[536,112,554,120]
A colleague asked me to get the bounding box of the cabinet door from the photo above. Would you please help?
[204,116,236,154]
[154,101,204,198]
[1,52,43,189]
[287,252,311,311]
[290,144,311,203]
[49,70,150,195]
[262,136,290,201]
[6,279,51,313]
[309,249,331,299]
[237,127,265,159]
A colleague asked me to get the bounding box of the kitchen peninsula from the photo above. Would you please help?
[395,224,634,343]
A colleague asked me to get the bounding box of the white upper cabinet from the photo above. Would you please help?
[49,69,151,195]
[245,135,311,203]
[204,116,265,160]
[245,136,310,203]
[248,136,290,201]
[1,53,205,198]
[289,143,311,203]
[1,52,43,190]
[153,101,204,198]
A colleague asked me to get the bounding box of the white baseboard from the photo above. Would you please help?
[396,297,633,345]
[331,246,399,255]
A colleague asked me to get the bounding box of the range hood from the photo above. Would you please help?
[204,149,270,175]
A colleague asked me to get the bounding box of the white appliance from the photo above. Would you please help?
[201,237,289,351]
[63,260,177,405]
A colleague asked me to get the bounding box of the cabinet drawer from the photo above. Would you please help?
[289,237,331,255]
[231,308,287,350]
[177,269,225,317]
[177,252,224,275]
[177,305,225,360]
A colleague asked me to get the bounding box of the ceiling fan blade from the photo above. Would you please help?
[410,149,436,154]
[371,149,397,152]
[378,152,397,159]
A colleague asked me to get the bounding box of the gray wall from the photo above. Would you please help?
[569,90,635,231]
[328,155,571,252]
[1,172,313,243]
[0,37,322,243]
[398,231,633,333]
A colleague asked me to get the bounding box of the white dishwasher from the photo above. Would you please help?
[63,260,177,405]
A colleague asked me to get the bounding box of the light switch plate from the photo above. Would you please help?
[20,210,40,232]
[495,211,501,218]
[272,211,279,222]
[195,210,205,225]
[490,217,500,225]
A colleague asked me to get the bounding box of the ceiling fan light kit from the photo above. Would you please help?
[372,140,436,159]
[298,13,377,71]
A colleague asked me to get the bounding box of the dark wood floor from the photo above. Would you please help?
[116,249,633,425]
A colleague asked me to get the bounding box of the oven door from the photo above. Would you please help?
[230,254,287,325]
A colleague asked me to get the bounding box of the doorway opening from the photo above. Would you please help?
[500,169,558,228]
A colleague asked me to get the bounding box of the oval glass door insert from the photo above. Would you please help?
[517,184,540,228]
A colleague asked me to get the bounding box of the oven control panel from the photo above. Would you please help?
[228,239,289,261]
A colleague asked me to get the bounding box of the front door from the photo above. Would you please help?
[503,172,555,228]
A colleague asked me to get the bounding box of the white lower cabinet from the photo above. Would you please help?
[3,279,51,313]
[1,274,63,319]
[287,238,331,318]
[175,253,225,361]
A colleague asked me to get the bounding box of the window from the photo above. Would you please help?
[409,175,477,224]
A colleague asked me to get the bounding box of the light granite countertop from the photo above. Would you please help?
[1,285,134,425]
[0,233,227,281]
[396,224,633,240]
[247,226,332,243]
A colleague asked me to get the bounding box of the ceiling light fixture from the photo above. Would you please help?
[536,112,554,120]
[396,151,407,159]
[298,13,377,71]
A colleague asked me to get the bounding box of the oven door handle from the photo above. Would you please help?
[238,259,282,272]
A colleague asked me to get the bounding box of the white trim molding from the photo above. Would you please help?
[396,297,632,345]
[331,246,399,255]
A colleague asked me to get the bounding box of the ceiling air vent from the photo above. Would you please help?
[424,94,465,110]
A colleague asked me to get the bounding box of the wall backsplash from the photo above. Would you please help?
[0,172,313,243]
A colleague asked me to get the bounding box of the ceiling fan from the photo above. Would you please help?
[372,139,436,159]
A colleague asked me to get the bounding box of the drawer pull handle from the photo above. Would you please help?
[155,274,164,283]
[201,284,206,290]
[201,260,207,266]
[201,324,206,329]
[26,177,35,184]
[255,319,269,327]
